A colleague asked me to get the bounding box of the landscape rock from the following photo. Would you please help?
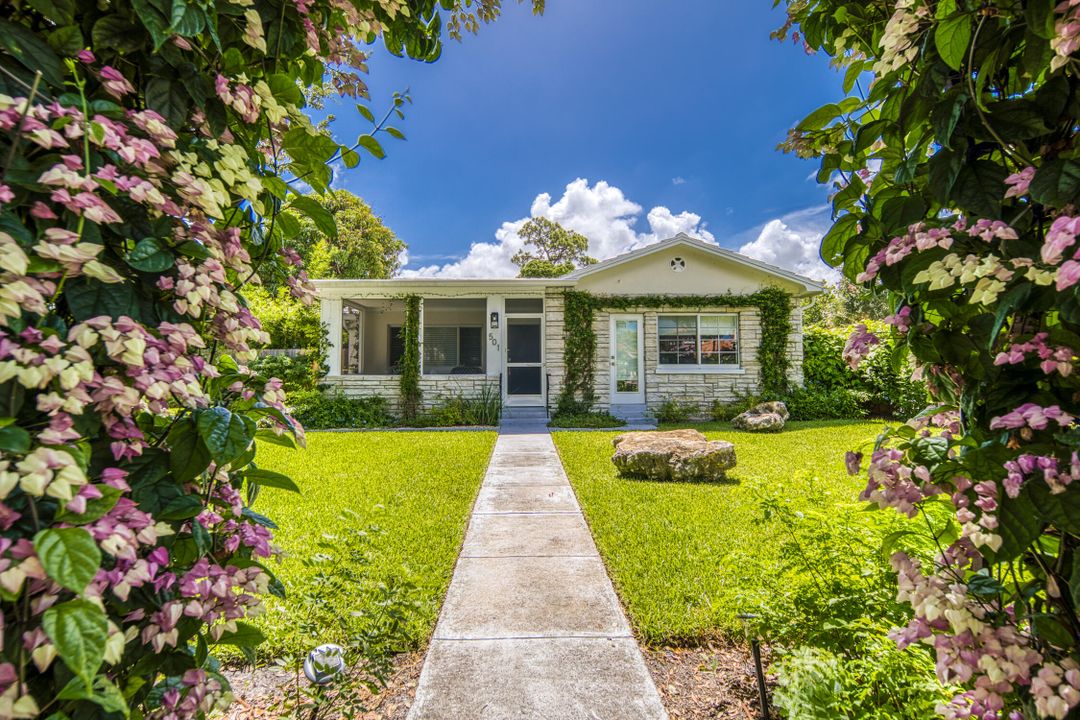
[731,401,788,432]
[611,429,736,482]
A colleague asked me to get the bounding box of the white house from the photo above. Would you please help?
[313,234,822,416]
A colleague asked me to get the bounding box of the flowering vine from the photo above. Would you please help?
[781,0,1080,716]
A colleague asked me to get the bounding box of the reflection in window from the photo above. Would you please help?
[658,314,738,366]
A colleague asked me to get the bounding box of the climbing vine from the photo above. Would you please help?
[558,288,793,413]
[400,295,422,420]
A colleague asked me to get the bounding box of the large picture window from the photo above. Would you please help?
[658,314,738,367]
[420,326,484,374]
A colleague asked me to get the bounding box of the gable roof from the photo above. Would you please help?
[565,233,823,295]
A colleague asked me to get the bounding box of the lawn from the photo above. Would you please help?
[248,431,496,658]
[552,420,888,645]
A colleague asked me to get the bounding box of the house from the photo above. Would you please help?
[313,234,822,417]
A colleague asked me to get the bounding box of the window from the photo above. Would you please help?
[421,326,484,374]
[658,314,738,367]
[388,326,404,373]
[505,298,544,314]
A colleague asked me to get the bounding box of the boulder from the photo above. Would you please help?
[611,429,736,482]
[731,401,789,432]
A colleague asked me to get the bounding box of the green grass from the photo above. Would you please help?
[552,420,885,645]
[250,431,495,657]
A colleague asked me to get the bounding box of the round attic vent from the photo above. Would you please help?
[670,257,686,272]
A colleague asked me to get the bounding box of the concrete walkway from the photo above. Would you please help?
[407,430,668,719]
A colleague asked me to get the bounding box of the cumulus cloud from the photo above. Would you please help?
[737,205,839,282]
[401,178,715,278]
[672,176,686,185]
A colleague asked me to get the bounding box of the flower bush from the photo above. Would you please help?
[781,0,1080,716]
[0,0,532,716]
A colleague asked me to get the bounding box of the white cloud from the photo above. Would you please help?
[737,205,840,282]
[672,176,686,185]
[401,178,715,278]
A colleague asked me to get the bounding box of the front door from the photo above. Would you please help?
[610,314,644,404]
[505,316,544,406]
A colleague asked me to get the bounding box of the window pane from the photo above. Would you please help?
[505,298,543,314]
[423,326,458,373]
[458,327,483,371]
[719,352,739,365]
[388,326,404,373]
[508,366,542,395]
[507,318,542,363]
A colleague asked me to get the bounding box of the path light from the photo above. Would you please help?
[304,644,346,685]
[736,613,769,720]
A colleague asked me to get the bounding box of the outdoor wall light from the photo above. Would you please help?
[304,643,346,685]
[490,311,500,329]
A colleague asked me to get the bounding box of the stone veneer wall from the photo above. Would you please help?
[543,288,567,409]
[587,302,805,416]
[323,374,499,416]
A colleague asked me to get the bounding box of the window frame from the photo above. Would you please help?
[656,312,741,372]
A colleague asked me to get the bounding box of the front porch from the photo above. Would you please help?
[315,279,570,413]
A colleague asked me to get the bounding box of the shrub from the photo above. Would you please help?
[802,324,926,419]
[783,385,868,421]
[651,399,700,423]
[250,350,327,394]
[548,412,627,428]
[289,391,393,429]
[402,387,502,427]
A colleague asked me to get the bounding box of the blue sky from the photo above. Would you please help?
[321,0,842,279]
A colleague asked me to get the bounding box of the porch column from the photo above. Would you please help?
[485,295,503,375]
[320,296,343,376]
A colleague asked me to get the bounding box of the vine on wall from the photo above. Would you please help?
[400,295,423,419]
[557,288,793,413]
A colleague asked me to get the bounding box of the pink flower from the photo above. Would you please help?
[0,184,12,204]
[1041,215,1080,265]
[990,403,1075,431]
[76,49,95,64]
[1057,259,1080,291]
[1003,166,1035,199]
[842,324,880,369]
[98,66,135,99]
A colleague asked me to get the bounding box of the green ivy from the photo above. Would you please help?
[558,287,793,412]
[399,295,422,420]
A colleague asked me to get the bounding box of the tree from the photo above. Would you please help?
[0,0,537,716]
[781,0,1080,716]
[802,280,891,328]
[512,217,596,277]
[292,190,405,279]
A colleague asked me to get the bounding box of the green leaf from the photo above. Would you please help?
[1031,614,1075,649]
[241,507,278,529]
[1071,553,1080,609]
[195,407,254,466]
[207,621,265,647]
[952,160,1006,219]
[245,467,300,493]
[168,418,211,482]
[0,19,65,88]
[91,16,143,54]
[967,572,1005,597]
[255,428,297,449]
[796,103,841,132]
[65,277,143,323]
[158,494,203,521]
[879,195,926,234]
[0,425,30,453]
[935,13,971,71]
[58,675,130,717]
[819,214,859,267]
[146,76,190,128]
[340,147,361,169]
[169,0,205,36]
[384,126,406,140]
[55,486,122,525]
[47,25,84,56]
[28,0,76,24]
[131,0,171,49]
[267,73,304,106]
[43,600,108,685]
[356,134,385,159]
[126,238,174,272]
[178,240,211,260]
[1030,159,1080,209]
[355,104,375,123]
[1028,482,1080,534]
[287,196,337,238]
[34,528,102,594]
[994,489,1043,562]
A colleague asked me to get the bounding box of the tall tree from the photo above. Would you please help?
[512,217,596,277]
[292,190,404,279]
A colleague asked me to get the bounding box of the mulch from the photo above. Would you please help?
[222,640,775,719]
